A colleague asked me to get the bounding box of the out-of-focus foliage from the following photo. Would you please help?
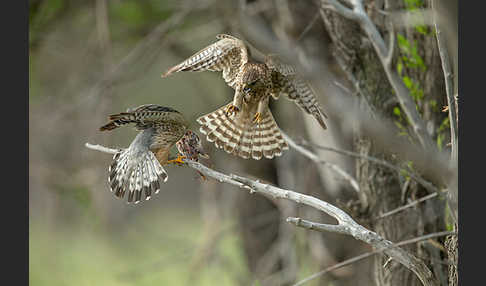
[30,211,250,286]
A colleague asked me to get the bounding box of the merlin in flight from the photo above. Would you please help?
[162,34,327,160]
[99,104,208,204]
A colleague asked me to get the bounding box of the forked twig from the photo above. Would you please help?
[85,141,438,286]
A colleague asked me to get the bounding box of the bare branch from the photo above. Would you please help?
[384,18,395,67]
[320,0,435,151]
[431,0,458,163]
[300,140,439,193]
[320,0,359,21]
[286,217,349,234]
[296,11,321,42]
[227,172,439,286]
[85,142,121,154]
[431,0,458,225]
[282,132,361,193]
[375,192,441,220]
[85,141,438,286]
[289,229,456,286]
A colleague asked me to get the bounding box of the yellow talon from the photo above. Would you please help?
[225,104,239,116]
[252,112,262,124]
[167,155,186,165]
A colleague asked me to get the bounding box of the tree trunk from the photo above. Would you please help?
[319,0,450,285]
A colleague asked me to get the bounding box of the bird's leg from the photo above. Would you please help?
[253,96,269,124]
[167,155,187,165]
[226,90,243,116]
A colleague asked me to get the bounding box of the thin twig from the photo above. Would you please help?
[289,229,455,286]
[85,142,121,154]
[85,141,438,286]
[375,192,440,220]
[296,11,321,42]
[300,140,439,193]
[281,132,361,193]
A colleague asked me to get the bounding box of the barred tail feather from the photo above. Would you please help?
[197,103,288,160]
[99,113,138,131]
[108,148,167,204]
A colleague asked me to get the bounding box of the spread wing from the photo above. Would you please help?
[100,104,189,204]
[100,104,187,132]
[162,34,249,89]
[265,55,328,130]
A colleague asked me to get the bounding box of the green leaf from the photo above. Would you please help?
[393,107,402,117]
[406,161,414,170]
[397,60,404,75]
[394,121,405,130]
[437,133,444,150]
[111,1,146,26]
[398,131,409,137]
[397,33,410,54]
[439,116,450,132]
[416,25,429,35]
[402,76,413,89]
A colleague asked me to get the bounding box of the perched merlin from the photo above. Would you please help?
[162,34,327,160]
[99,104,208,204]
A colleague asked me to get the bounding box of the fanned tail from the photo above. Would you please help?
[108,148,168,204]
[197,103,288,160]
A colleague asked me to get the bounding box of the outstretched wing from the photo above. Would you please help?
[162,34,249,89]
[265,55,328,130]
[108,130,168,204]
[101,104,190,204]
[100,104,187,132]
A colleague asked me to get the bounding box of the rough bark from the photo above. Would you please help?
[319,0,449,285]
[445,230,458,286]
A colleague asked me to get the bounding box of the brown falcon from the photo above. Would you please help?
[162,34,327,160]
[99,104,208,204]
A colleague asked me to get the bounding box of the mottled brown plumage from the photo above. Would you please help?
[162,34,327,160]
[176,130,209,162]
[99,104,206,204]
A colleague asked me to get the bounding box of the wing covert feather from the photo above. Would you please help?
[162,34,248,89]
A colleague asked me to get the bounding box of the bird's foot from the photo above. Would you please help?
[225,104,240,117]
[167,155,187,165]
[252,112,262,124]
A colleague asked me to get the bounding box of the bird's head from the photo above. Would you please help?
[242,79,261,94]
[241,66,265,95]
[177,130,210,160]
